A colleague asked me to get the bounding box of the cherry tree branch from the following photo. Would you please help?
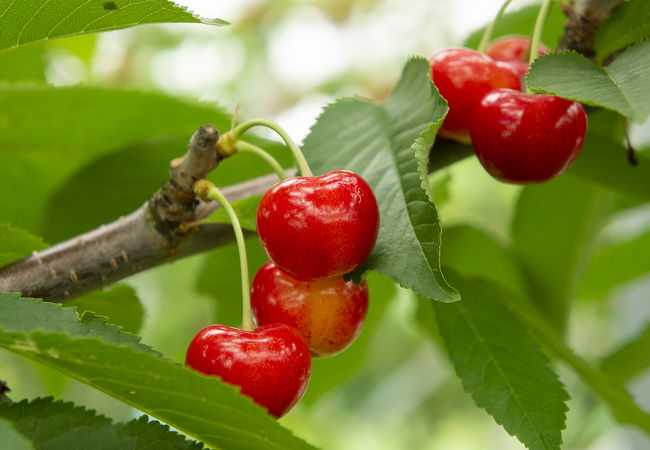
[558,0,625,57]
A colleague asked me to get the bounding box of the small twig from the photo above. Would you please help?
[623,123,639,167]
[558,0,625,58]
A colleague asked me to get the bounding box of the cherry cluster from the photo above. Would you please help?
[186,170,379,418]
[430,35,588,184]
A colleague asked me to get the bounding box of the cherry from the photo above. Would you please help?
[429,48,521,143]
[251,261,368,358]
[185,323,311,418]
[470,88,587,184]
[485,35,550,79]
[256,170,379,281]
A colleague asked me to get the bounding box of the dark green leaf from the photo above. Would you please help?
[512,177,612,332]
[0,0,227,53]
[0,397,203,449]
[0,416,33,450]
[568,135,650,199]
[600,325,650,383]
[433,270,569,450]
[301,57,459,302]
[67,284,144,334]
[527,41,650,123]
[594,0,650,64]
[0,293,315,450]
[0,223,47,267]
[464,3,565,49]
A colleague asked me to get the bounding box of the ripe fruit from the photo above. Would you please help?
[251,261,369,358]
[429,48,521,142]
[486,35,550,78]
[256,170,379,281]
[185,323,311,418]
[470,88,587,184]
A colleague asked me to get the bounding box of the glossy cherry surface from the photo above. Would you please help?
[251,261,369,358]
[185,323,311,418]
[470,88,587,184]
[256,170,379,281]
[486,35,549,79]
[429,48,521,142]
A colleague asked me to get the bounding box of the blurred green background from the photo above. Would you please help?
[1,0,649,449]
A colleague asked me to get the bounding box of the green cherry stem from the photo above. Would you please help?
[235,141,288,179]
[194,179,254,331]
[527,0,553,94]
[230,119,313,177]
[477,0,513,53]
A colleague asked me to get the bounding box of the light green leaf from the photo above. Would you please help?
[205,195,262,232]
[0,397,202,449]
[594,0,650,64]
[0,293,315,450]
[464,3,565,50]
[512,177,612,333]
[578,230,650,300]
[600,325,650,383]
[568,135,650,199]
[440,224,528,300]
[0,0,227,53]
[433,270,569,450]
[0,223,47,267]
[0,416,33,450]
[527,41,650,123]
[67,284,144,334]
[301,57,459,302]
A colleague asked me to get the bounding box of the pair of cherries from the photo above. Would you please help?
[186,170,379,417]
[430,35,587,183]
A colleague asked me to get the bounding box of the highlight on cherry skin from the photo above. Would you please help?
[485,35,550,79]
[251,261,369,358]
[256,169,379,281]
[470,88,588,184]
[185,323,311,418]
[429,47,521,143]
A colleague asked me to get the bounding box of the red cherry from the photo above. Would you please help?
[486,35,550,79]
[470,88,587,184]
[251,261,369,358]
[256,170,379,281]
[185,323,311,418]
[429,48,521,142]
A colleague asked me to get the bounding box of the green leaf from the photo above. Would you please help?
[464,3,565,49]
[600,325,650,383]
[527,41,650,123]
[0,293,315,450]
[0,42,46,82]
[433,270,569,450]
[67,284,144,334]
[0,416,33,450]
[204,195,262,232]
[594,0,650,64]
[0,397,203,449]
[512,177,612,333]
[0,0,227,53]
[578,229,650,300]
[440,224,528,300]
[0,85,231,236]
[301,57,459,302]
[0,223,47,267]
[568,135,650,200]
[197,236,270,328]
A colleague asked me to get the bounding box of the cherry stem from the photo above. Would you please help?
[477,0,513,53]
[231,119,313,177]
[235,141,288,179]
[527,0,553,94]
[194,179,254,331]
